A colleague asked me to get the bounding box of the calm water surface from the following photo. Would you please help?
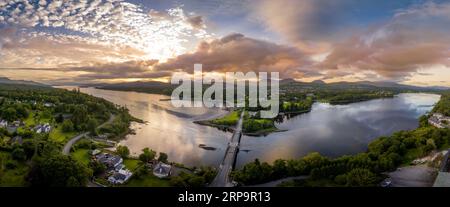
[61,87,440,168]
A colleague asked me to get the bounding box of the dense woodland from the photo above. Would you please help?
[0,84,135,186]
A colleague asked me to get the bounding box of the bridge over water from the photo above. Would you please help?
[210,110,245,187]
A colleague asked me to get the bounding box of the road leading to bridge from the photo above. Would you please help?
[210,110,245,187]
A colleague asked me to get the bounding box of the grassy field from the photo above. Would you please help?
[211,111,240,126]
[124,173,171,187]
[0,152,28,187]
[71,149,90,166]
[23,111,36,126]
[123,159,140,171]
[49,125,77,143]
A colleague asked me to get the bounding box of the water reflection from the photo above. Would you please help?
[236,93,440,167]
[58,87,440,168]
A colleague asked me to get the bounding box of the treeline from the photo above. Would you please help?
[433,93,450,116]
[318,90,394,105]
[0,84,137,186]
[232,117,450,186]
[281,98,313,113]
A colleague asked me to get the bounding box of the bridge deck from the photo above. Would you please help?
[210,110,244,187]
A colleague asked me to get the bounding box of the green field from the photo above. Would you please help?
[211,111,240,126]
[71,149,90,166]
[123,159,140,171]
[49,125,77,143]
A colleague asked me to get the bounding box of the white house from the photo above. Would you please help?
[35,123,52,133]
[108,169,133,184]
[0,120,7,128]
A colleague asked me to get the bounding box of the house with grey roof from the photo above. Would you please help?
[153,162,172,178]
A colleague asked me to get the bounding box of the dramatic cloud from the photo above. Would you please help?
[320,2,450,80]
[253,0,352,46]
[155,33,315,78]
[0,0,209,60]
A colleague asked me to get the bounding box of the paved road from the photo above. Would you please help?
[388,165,437,187]
[62,114,115,155]
[210,110,245,187]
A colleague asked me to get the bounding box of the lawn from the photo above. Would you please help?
[212,110,240,126]
[124,173,171,187]
[49,125,77,143]
[23,111,36,126]
[71,149,90,166]
[123,158,140,171]
[0,152,28,187]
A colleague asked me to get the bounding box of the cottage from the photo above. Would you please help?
[95,153,123,169]
[44,102,54,107]
[108,169,133,184]
[0,119,7,128]
[153,162,172,178]
[35,123,52,133]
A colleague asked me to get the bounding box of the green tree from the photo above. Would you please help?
[87,118,98,134]
[56,114,64,123]
[158,152,168,163]
[345,168,377,187]
[89,160,106,176]
[27,154,91,187]
[61,120,74,132]
[116,145,130,158]
[2,107,17,122]
[11,147,26,161]
[139,147,156,163]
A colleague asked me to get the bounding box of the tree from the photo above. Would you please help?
[27,154,91,187]
[56,114,64,123]
[87,118,98,134]
[139,147,156,163]
[116,145,130,158]
[2,107,17,122]
[71,106,88,129]
[158,152,168,163]
[61,120,74,132]
[345,168,377,187]
[89,160,106,176]
[11,147,26,161]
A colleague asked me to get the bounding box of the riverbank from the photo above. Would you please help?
[232,93,450,187]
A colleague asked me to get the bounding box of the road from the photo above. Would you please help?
[388,165,437,187]
[210,110,245,187]
[62,114,116,155]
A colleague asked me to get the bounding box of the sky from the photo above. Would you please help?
[0,0,449,86]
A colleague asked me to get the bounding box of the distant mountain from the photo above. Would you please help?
[311,80,326,85]
[94,81,174,95]
[280,79,448,91]
[0,77,49,87]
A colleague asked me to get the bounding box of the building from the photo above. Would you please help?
[0,119,7,128]
[108,169,133,184]
[153,162,172,178]
[44,102,54,107]
[95,153,123,169]
[428,113,450,129]
[35,123,52,133]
